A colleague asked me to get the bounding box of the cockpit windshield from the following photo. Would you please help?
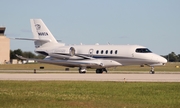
[135,48,152,53]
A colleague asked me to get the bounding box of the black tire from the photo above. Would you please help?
[149,71,155,74]
[79,71,86,74]
[96,69,103,74]
[79,68,86,74]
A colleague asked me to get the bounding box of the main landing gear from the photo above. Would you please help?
[149,67,155,74]
[96,68,107,74]
[79,67,86,73]
[79,67,107,74]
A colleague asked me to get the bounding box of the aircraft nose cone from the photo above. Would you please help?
[159,57,167,64]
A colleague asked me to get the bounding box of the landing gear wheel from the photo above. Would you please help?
[149,71,155,74]
[79,70,86,74]
[96,69,103,74]
[103,68,108,73]
[79,67,86,74]
[79,71,86,74]
[96,68,107,74]
[149,67,155,74]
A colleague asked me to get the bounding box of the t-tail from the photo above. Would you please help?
[30,19,58,48]
[13,19,64,49]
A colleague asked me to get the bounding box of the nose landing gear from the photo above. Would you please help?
[149,67,155,74]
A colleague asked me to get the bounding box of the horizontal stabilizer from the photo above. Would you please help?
[11,38,51,42]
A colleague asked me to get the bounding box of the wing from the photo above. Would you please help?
[16,55,122,68]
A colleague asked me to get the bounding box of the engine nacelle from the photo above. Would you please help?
[51,47,75,56]
[49,53,84,60]
[49,47,84,60]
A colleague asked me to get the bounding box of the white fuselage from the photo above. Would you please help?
[35,44,167,67]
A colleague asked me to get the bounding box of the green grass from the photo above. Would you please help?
[0,81,180,108]
[0,62,180,72]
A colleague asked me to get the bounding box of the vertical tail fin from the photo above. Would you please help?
[30,19,58,48]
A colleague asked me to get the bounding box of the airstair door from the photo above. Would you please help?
[89,49,94,57]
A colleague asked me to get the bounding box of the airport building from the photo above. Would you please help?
[0,27,10,64]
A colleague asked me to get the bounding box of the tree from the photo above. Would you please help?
[10,49,45,60]
[177,54,180,62]
[23,51,36,58]
[168,52,178,62]
[10,50,16,59]
[13,49,23,56]
[10,49,23,59]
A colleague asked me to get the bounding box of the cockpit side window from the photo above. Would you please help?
[135,48,152,53]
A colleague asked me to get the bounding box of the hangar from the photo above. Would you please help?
[0,27,10,64]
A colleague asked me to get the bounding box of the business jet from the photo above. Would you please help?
[15,19,167,74]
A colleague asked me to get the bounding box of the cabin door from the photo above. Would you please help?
[89,49,94,57]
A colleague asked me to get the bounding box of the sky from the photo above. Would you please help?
[0,0,180,55]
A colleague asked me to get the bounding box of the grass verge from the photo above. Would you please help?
[0,81,180,108]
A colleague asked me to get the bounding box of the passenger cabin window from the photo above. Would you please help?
[115,50,118,54]
[96,50,119,54]
[135,48,152,53]
[106,50,108,54]
[101,50,104,54]
[110,50,113,54]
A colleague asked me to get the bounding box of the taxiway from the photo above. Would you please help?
[0,73,180,82]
